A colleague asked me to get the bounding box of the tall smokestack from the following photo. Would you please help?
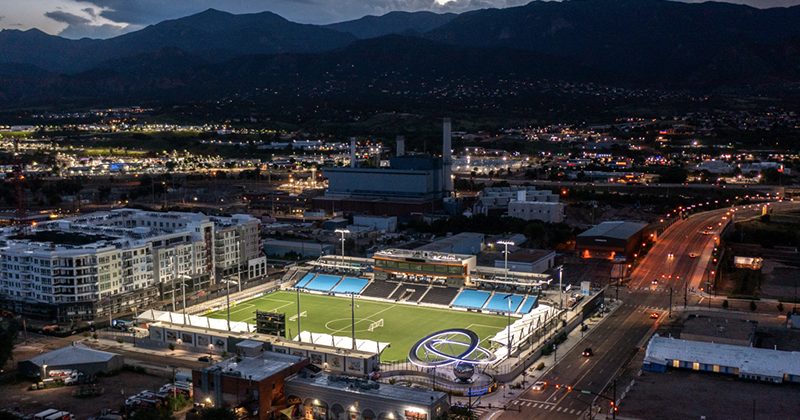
[396,135,405,157]
[350,137,357,168]
[442,118,453,195]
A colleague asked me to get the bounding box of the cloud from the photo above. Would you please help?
[44,9,133,39]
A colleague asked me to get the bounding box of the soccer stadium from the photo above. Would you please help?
[206,249,550,363]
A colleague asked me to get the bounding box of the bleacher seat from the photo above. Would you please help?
[451,289,492,309]
[332,277,369,294]
[304,274,342,292]
[420,287,460,306]
[294,273,315,289]
[518,296,538,314]
[483,294,524,313]
[361,281,398,299]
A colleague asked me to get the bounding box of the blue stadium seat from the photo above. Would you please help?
[517,295,538,314]
[451,289,492,309]
[294,273,315,288]
[484,294,524,313]
[332,277,369,294]
[305,274,342,292]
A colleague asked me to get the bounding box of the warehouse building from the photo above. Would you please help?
[19,343,124,378]
[416,232,484,255]
[576,221,649,260]
[643,335,800,384]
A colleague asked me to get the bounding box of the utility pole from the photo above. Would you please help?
[296,287,302,342]
[335,229,350,267]
[226,279,231,331]
[181,283,187,325]
[684,277,688,309]
[351,293,356,350]
[669,287,673,318]
[612,379,617,420]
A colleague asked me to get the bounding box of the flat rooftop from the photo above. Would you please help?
[206,351,305,382]
[578,221,648,240]
[645,335,800,378]
[287,373,446,406]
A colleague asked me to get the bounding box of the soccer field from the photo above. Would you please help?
[206,290,509,362]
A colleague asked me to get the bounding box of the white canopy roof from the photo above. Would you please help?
[294,331,390,354]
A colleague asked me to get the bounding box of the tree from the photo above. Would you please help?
[750,301,757,311]
[200,407,236,420]
[659,166,688,184]
[130,408,175,420]
[0,318,18,369]
[778,302,784,313]
[722,299,729,309]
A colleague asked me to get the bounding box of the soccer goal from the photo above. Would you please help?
[368,318,384,332]
[288,311,307,322]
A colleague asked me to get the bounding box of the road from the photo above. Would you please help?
[497,200,797,419]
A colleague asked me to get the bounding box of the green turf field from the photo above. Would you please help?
[206,290,508,362]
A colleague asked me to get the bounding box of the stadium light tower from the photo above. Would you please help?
[335,229,350,265]
[497,240,515,281]
[503,294,514,356]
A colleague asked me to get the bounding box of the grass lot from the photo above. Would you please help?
[206,290,508,362]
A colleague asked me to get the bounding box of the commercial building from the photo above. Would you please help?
[643,335,800,384]
[19,343,124,378]
[0,209,264,321]
[193,351,309,420]
[473,187,560,217]
[286,373,448,420]
[576,221,649,260]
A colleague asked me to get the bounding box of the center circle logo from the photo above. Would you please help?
[408,328,496,369]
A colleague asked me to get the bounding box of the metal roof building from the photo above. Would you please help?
[19,343,123,378]
[576,221,649,260]
[643,335,800,384]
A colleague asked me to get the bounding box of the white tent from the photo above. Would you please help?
[137,309,255,333]
[294,331,390,354]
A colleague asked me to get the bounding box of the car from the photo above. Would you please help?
[650,312,660,319]
[582,347,593,357]
[197,356,212,362]
[667,253,675,259]
[651,279,659,285]
[532,381,547,391]
[688,253,698,258]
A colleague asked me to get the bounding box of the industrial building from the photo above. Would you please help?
[507,190,565,223]
[352,215,398,233]
[643,335,800,384]
[19,344,124,378]
[416,232,484,255]
[493,249,556,274]
[576,220,649,260]
[313,119,454,216]
[0,209,264,321]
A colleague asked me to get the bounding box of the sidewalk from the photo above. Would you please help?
[454,299,623,411]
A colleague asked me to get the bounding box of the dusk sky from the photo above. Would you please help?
[2,0,800,39]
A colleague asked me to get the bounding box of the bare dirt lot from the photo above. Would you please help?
[621,369,800,420]
[0,370,170,418]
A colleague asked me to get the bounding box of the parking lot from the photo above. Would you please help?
[621,369,800,419]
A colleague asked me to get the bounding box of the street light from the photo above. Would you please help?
[503,294,514,357]
[497,240,515,282]
[221,278,239,331]
[334,229,350,266]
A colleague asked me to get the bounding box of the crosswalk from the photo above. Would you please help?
[510,399,586,416]
[623,303,667,312]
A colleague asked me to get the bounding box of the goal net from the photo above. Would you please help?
[368,318,384,332]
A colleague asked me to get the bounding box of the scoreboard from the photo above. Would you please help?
[255,310,286,336]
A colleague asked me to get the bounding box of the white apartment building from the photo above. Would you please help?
[0,209,264,321]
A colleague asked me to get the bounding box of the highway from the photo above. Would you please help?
[496,200,797,419]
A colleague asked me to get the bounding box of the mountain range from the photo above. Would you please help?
[2,0,800,109]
